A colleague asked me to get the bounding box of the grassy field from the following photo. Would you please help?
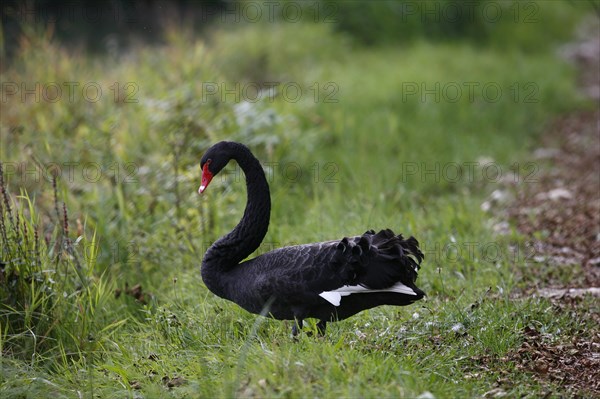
[1,1,598,398]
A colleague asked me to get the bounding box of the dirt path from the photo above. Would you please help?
[499,20,599,396]
[508,109,599,289]
[507,19,599,291]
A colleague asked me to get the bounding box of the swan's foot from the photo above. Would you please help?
[316,320,327,336]
[292,319,303,337]
[291,319,327,337]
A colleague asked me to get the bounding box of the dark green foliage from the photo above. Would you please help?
[0,167,115,361]
[332,0,589,50]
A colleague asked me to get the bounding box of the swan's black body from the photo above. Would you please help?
[200,141,425,335]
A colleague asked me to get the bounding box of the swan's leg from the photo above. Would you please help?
[292,318,303,336]
[316,320,327,336]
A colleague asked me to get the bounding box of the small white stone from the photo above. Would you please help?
[547,188,572,201]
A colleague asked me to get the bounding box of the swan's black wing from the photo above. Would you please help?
[226,229,424,320]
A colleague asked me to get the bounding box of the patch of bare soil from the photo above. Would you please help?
[507,324,600,397]
[469,297,600,397]
[500,20,600,396]
[508,109,600,288]
[506,18,600,289]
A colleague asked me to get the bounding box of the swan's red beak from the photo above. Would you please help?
[198,163,214,194]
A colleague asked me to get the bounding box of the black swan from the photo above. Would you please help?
[199,141,425,335]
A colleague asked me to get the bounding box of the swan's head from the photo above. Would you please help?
[198,141,235,194]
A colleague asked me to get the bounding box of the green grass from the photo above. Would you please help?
[1,1,597,397]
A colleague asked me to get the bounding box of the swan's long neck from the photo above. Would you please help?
[201,144,271,297]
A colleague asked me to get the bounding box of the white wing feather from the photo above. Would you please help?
[319,282,417,307]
